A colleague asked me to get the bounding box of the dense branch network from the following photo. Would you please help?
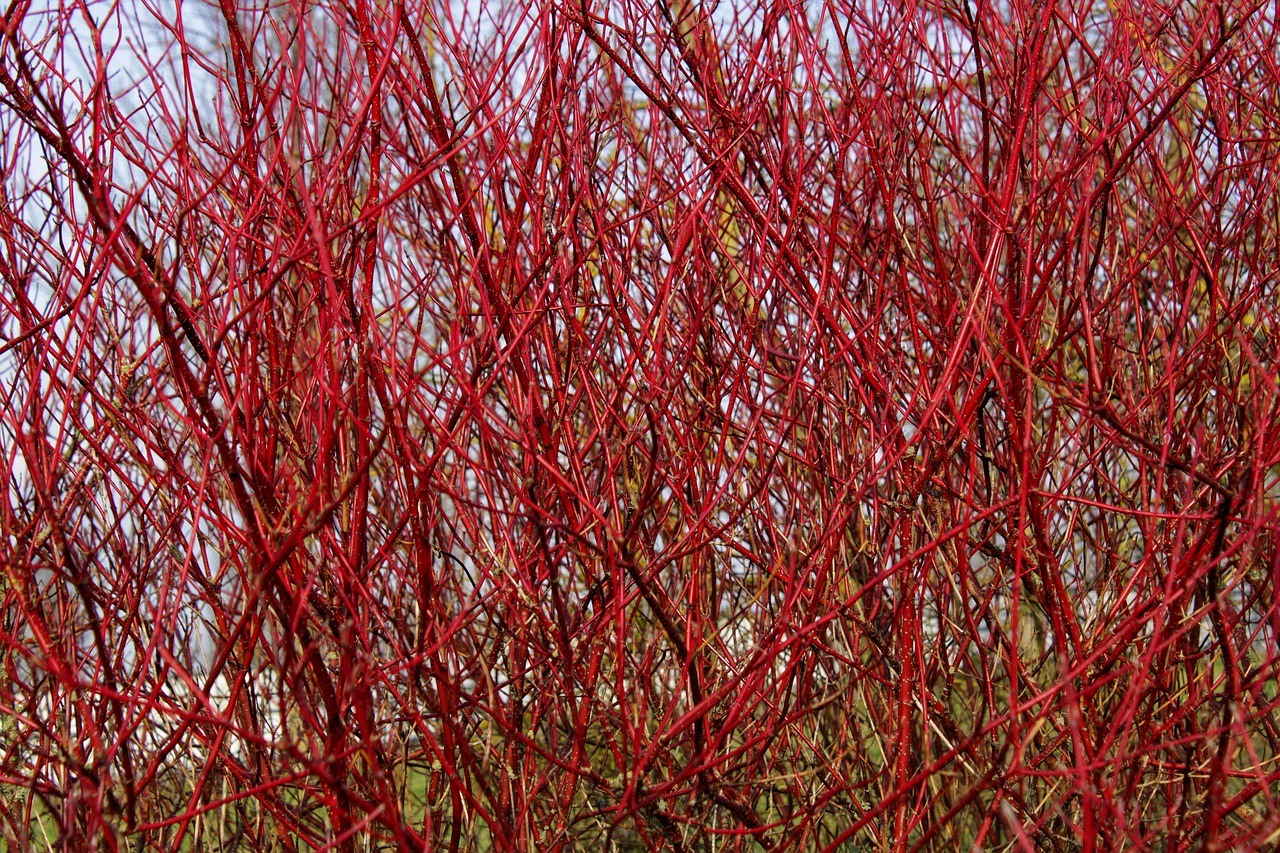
[1,0,1278,849]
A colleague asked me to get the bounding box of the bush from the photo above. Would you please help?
[1,0,1278,848]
